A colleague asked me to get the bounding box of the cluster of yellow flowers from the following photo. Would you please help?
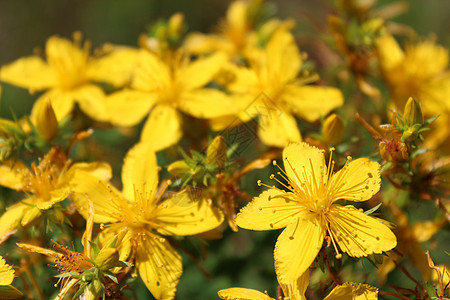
[0,0,449,299]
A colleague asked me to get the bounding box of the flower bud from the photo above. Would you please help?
[403,97,423,127]
[94,248,119,271]
[168,13,185,38]
[83,279,103,300]
[323,114,345,146]
[35,98,58,140]
[167,160,190,177]
[206,136,227,169]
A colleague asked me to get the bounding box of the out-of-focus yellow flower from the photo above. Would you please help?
[0,147,112,239]
[236,142,396,284]
[184,0,293,59]
[216,28,343,148]
[70,143,224,299]
[0,256,23,299]
[376,34,450,149]
[218,270,378,300]
[0,33,138,122]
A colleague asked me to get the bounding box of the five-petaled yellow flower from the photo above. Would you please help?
[0,33,137,122]
[70,142,224,300]
[214,28,343,147]
[0,256,23,299]
[106,50,235,151]
[0,147,112,239]
[218,269,378,300]
[236,142,397,284]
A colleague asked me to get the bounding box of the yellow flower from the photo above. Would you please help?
[217,28,343,147]
[17,199,125,300]
[0,147,112,238]
[0,256,23,299]
[106,49,235,151]
[218,270,378,300]
[235,142,397,284]
[0,33,137,122]
[376,34,450,148]
[70,143,224,299]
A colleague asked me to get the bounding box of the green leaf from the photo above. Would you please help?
[364,203,382,215]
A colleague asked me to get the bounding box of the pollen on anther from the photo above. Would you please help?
[257,180,262,186]
[335,253,342,259]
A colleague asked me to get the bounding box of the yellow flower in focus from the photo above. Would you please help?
[106,49,235,151]
[0,33,138,122]
[70,143,224,299]
[217,28,343,147]
[236,142,396,284]
[0,256,23,299]
[218,270,378,300]
[376,34,450,148]
[0,147,112,239]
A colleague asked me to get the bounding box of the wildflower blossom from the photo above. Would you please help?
[236,142,397,283]
[216,28,343,147]
[0,147,111,238]
[70,143,224,299]
[0,33,137,122]
[106,49,235,151]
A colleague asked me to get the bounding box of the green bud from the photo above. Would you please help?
[167,160,190,177]
[402,127,419,142]
[94,248,119,271]
[323,114,345,146]
[206,136,227,169]
[83,279,103,300]
[403,97,423,127]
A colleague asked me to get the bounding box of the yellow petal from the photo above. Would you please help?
[329,205,397,257]
[283,85,344,122]
[226,0,248,32]
[122,142,158,203]
[20,203,41,226]
[0,285,23,299]
[218,288,274,300]
[107,89,156,126]
[280,270,309,300]
[0,56,57,91]
[136,235,182,300]
[0,161,27,190]
[0,256,15,285]
[0,202,29,239]
[132,50,170,92]
[154,190,224,236]
[67,161,112,182]
[31,90,75,122]
[282,142,325,192]
[330,158,381,202]
[45,36,86,76]
[179,52,226,90]
[72,84,109,122]
[87,47,138,87]
[16,243,62,260]
[179,89,236,119]
[235,189,301,231]
[34,187,69,210]
[265,29,302,83]
[258,108,301,147]
[375,35,404,72]
[140,104,182,151]
[323,282,378,300]
[70,171,123,223]
[274,215,325,284]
